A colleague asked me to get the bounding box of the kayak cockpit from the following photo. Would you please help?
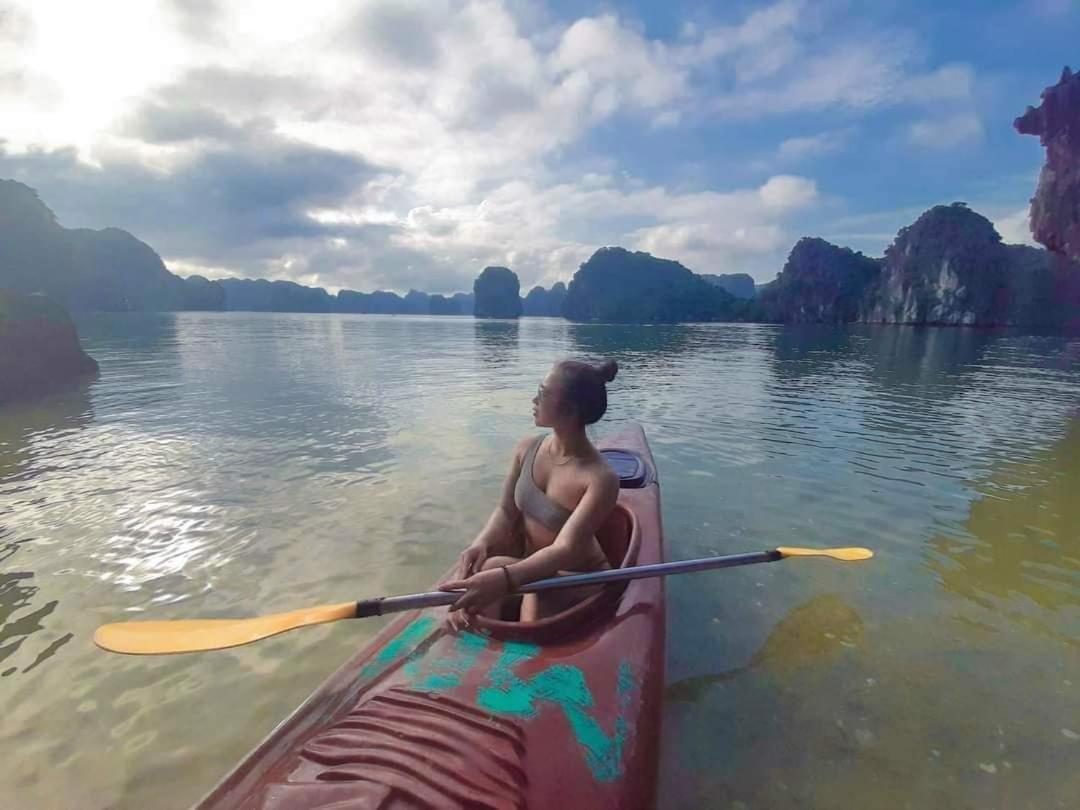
[474,496,642,642]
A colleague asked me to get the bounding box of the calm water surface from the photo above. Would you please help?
[1,313,1078,809]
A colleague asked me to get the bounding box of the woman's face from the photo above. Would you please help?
[532,367,565,427]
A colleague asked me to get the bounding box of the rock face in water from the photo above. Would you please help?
[473,266,522,318]
[522,282,567,316]
[760,238,881,323]
[862,203,1013,325]
[700,272,756,299]
[0,290,98,404]
[861,203,1080,327]
[759,205,1080,328]
[1015,66,1080,263]
[563,247,745,322]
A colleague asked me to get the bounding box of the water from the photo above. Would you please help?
[1,313,1077,809]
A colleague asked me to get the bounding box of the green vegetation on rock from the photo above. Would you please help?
[563,247,750,323]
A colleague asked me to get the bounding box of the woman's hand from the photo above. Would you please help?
[439,568,509,629]
[457,541,489,579]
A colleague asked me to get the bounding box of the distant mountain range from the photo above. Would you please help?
[3,178,1078,329]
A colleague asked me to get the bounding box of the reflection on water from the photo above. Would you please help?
[0,384,94,680]
[858,325,993,394]
[929,414,1080,642]
[1,315,1078,809]
[567,322,696,360]
[473,319,519,367]
[667,594,863,702]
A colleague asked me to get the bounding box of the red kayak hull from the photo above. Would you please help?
[197,422,666,810]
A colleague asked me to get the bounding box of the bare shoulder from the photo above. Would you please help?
[586,453,620,495]
[512,434,539,463]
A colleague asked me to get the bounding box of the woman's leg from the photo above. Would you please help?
[521,565,612,621]
[475,555,522,620]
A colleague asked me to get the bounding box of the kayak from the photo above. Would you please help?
[197,422,666,810]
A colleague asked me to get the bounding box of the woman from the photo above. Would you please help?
[441,359,621,627]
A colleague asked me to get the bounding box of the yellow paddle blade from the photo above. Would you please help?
[777,546,874,561]
[93,601,358,655]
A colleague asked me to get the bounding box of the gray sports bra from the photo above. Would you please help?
[514,435,573,533]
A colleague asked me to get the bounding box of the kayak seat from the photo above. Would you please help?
[475,502,641,643]
[601,447,651,488]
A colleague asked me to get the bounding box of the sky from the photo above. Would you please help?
[0,0,1076,294]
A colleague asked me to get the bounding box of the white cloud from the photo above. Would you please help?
[994,208,1036,246]
[758,175,818,209]
[897,63,975,103]
[0,0,983,292]
[777,129,850,161]
[907,112,984,149]
[551,15,688,110]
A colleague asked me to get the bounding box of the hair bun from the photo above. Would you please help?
[597,359,618,383]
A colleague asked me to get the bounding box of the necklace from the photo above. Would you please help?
[546,439,576,467]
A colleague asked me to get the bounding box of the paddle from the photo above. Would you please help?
[93,546,872,655]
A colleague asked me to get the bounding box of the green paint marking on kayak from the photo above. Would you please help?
[373,625,640,782]
[533,665,628,783]
[475,642,638,783]
[409,630,488,691]
[358,617,436,680]
[477,640,542,715]
[618,661,634,696]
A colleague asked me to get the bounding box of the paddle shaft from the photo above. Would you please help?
[356,549,782,617]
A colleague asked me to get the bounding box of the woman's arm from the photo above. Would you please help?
[456,436,532,576]
[441,466,619,616]
[503,467,619,585]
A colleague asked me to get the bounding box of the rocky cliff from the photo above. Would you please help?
[0,180,219,311]
[473,266,522,318]
[1,290,98,404]
[563,247,746,323]
[1015,66,1080,263]
[523,282,567,316]
[861,203,1014,325]
[761,204,1080,328]
[760,238,881,323]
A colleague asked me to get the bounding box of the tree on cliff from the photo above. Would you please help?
[473,266,522,318]
[759,238,881,323]
[523,282,567,316]
[562,247,747,323]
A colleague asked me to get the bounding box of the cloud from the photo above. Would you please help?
[627,176,818,272]
[343,0,448,69]
[0,129,382,271]
[777,129,851,161]
[0,6,33,96]
[906,112,984,149]
[680,0,802,67]
[994,208,1036,246]
[166,0,221,42]
[897,63,975,103]
[702,6,976,120]
[0,1,992,292]
[551,15,688,111]
[0,5,33,44]
[124,101,241,144]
